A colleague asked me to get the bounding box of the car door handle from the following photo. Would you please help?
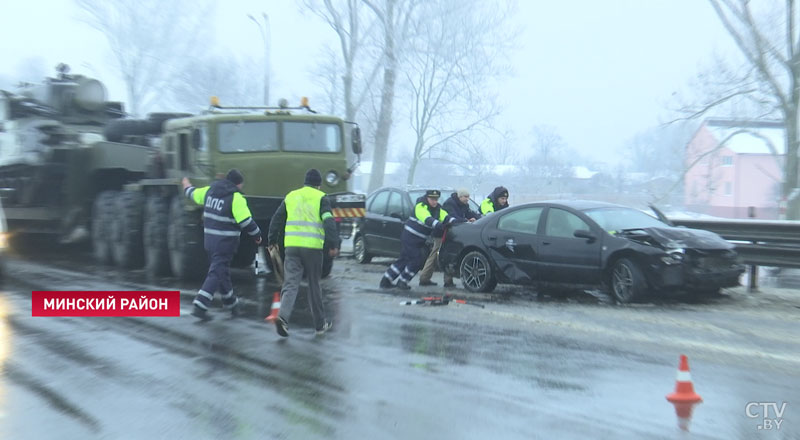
[488,236,497,241]
[542,241,552,245]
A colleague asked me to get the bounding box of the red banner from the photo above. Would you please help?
[32,291,181,317]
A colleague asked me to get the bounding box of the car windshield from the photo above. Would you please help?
[583,207,666,232]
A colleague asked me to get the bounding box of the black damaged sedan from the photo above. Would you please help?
[438,200,745,302]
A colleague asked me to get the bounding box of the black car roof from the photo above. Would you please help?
[521,200,628,211]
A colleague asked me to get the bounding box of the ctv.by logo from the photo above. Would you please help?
[745,402,787,430]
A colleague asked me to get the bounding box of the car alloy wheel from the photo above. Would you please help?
[611,258,644,303]
[354,234,371,264]
[459,250,496,293]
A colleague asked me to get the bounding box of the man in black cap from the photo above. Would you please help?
[380,189,459,290]
[419,188,480,287]
[268,168,340,337]
[182,169,262,321]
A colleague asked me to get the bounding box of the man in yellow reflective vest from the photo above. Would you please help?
[480,186,510,215]
[380,190,459,291]
[268,169,340,337]
[182,169,262,321]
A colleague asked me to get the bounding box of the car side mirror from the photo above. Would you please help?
[389,212,403,220]
[574,229,597,242]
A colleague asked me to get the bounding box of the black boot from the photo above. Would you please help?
[380,277,395,289]
[396,280,411,291]
[190,305,212,322]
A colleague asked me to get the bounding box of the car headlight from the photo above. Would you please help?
[0,233,7,250]
[325,170,340,186]
[660,249,685,265]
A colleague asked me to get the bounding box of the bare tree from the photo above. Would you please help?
[363,0,419,192]
[674,1,800,219]
[170,54,262,112]
[403,0,515,185]
[626,123,694,176]
[74,0,215,116]
[523,126,573,192]
[310,46,344,115]
[624,122,696,203]
[304,0,382,122]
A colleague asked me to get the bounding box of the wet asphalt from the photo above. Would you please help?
[0,244,797,439]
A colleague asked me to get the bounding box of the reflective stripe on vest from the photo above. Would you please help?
[284,186,325,249]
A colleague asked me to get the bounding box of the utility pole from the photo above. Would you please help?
[248,12,270,106]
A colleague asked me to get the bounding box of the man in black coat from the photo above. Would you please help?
[442,188,481,223]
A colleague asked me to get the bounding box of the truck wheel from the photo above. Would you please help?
[167,196,207,280]
[111,191,145,268]
[91,190,117,264]
[143,194,172,277]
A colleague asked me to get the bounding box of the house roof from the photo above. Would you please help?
[706,119,786,155]
[572,166,598,179]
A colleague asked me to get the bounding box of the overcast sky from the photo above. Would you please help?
[0,0,734,165]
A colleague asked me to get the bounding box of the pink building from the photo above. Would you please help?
[684,119,785,219]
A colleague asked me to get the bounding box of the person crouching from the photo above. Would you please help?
[379,189,458,290]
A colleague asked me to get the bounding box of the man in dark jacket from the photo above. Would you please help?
[419,188,479,287]
[480,186,509,215]
[182,169,262,321]
[380,190,459,291]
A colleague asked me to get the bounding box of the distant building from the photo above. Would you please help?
[684,119,784,219]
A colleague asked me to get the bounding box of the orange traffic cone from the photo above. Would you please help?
[666,354,702,432]
[264,291,281,323]
[671,402,698,432]
[666,354,703,404]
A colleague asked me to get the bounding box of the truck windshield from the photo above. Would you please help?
[283,122,341,153]
[218,121,279,153]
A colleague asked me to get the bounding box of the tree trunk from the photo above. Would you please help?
[367,1,397,193]
[407,155,419,185]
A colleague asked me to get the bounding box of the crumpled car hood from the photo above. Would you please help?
[619,227,734,250]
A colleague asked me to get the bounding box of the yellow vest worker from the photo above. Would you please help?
[480,186,510,215]
[267,169,340,337]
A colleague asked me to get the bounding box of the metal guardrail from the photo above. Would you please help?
[668,218,800,269]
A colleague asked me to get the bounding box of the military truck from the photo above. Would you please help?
[0,65,365,279]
